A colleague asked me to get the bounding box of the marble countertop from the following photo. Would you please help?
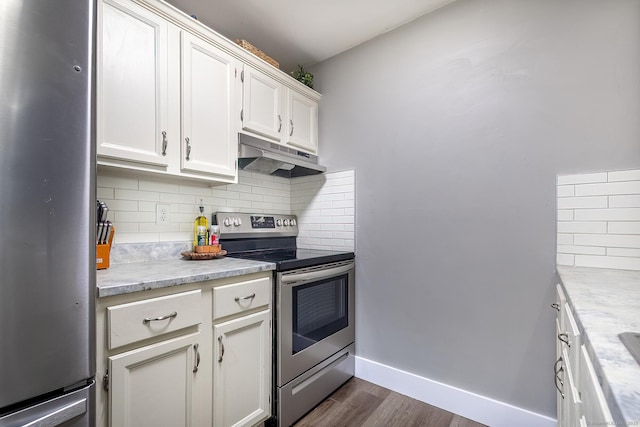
[556,266,640,424]
[97,257,276,298]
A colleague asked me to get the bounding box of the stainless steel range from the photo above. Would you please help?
[214,213,355,427]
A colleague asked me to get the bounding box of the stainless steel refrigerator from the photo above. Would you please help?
[0,0,96,426]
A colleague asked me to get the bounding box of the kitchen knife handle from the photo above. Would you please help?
[234,293,255,302]
[289,119,294,136]
[162,131,168,156]
[277,115,282,132]
[185,137,191,161]
[193,343,200,373]
[143,311,177,324]
[218,335,225,363]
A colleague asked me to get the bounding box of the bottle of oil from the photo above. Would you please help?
[193,200,208,247]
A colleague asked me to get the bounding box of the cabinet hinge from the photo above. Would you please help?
[240,70,244,83]
[103,370,109,392]
[240,109,243,122]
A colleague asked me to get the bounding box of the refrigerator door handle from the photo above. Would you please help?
[22,398,87,427]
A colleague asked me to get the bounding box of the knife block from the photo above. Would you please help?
[96,225,115,270]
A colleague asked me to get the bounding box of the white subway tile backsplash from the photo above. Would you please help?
[575,255,640,270]
[557,185,575,197]
[557,169,640,271]
[99,168,353,248]
[557,172,607,185]
[608,222,640,235]
[557,234,574,245]
[556,245,606,255]
[573,234,640,249]
[557,253,575,266]
[609,195,640,208]
[557,210,574,221]
[608,169,640,182]
[557,222,607,234]
[557,196,608,209]
[574,208,640,221]
[607,247,640,258]
[575,181,640,196]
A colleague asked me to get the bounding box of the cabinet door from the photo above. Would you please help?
[579,346,614,425]
[109,333,202,427]
[213,310,271,427]
[241,66,284,141]
[98,0,169,168]
[181,32,238,179]
[286,90,318,154]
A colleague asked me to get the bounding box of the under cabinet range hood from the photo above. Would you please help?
[238,134,326,178]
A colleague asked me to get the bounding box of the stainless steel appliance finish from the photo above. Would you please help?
[217,213,355,427]
[277,261,355,386]
[276,262,355,427]
[0,0,96,425]
[238,134,326,178]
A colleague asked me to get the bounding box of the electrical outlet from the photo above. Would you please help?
[156,204,170,225]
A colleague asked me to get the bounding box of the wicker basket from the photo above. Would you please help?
[235,39,279,69]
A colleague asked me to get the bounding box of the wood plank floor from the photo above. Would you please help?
[293,378,487,427]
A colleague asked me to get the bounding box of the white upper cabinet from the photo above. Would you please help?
[241,64,319,155]
[98,0,321,183]
[286,90,318,153]
[98,0,169,168]
[241,66,284,141]
[180,31,239,179]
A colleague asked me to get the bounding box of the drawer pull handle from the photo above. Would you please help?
[161,131,168,156]
[551,303,560,312]
[193,343,200,373]
[143,311,177,324]
[218,335,225,363]
[554,356,565,399]
[557,333,570,347]
[234,293,256,302]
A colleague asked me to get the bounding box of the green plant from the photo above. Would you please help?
[291,65,314,89]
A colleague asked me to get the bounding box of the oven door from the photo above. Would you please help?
[277,260,355,386]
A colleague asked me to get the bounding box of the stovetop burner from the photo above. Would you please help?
[213,212,354,271]
[226,247,354,271]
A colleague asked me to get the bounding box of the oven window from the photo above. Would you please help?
[292,273,348,354]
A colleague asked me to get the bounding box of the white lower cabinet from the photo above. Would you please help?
[109,333,203,427]
[96,272,273,427]
[554,284,614,427]
[213,310,271,427]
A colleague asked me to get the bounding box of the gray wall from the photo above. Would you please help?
[311,0,640,417]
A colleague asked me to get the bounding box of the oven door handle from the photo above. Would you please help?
[281,263,353,284]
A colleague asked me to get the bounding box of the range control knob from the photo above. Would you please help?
[234,217,242,226]
[290,219,297,226]
[223,217,232,227]
[276,219,283,226]
[283,219,290,226]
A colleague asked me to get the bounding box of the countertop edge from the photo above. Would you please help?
[97,259,276,298]
[556,265,640,424]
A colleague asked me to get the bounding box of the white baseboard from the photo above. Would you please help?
[355,356,556,427]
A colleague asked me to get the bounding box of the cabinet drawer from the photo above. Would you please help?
[213,277,271,320]
[108,290,201,350]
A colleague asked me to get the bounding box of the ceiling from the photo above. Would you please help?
[165,0,456,73]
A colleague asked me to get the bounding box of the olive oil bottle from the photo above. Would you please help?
[193,200,208,248]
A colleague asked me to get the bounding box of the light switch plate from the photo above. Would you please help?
[156,204,170,225]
